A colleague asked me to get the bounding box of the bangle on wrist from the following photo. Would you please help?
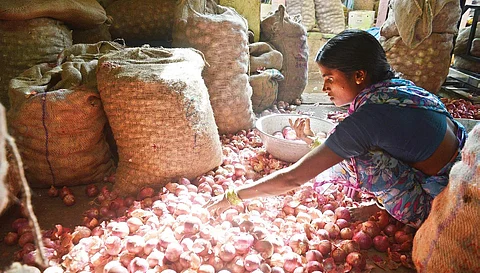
[225,188,242,205]
[309,137,322,150]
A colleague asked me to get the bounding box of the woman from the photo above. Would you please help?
[206,29,467,228]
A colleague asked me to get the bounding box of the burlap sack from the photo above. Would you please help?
[56,41,124,65]
[453,55,480,74]
[249,42,283,72]
[314,0,346,34]
[96,47,222,196]
[250,69,284,113]
[0,0,107,29]
[453,24,480,56]
[72,22,113,45]
[389,0,459,48]
[413,124,480,273]
[0,18,72,109]
[173,0,255,135]
[381,1,460,42]
[261,5,309,104]
[7,61,115,188]
[381,33,453,94]
[107,0,176,42]
[286,0,316,31]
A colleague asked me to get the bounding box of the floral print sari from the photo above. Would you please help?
[315,79,467,228]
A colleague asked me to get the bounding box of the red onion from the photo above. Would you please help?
[179,251,201,270]
[324,223,340,241]
[127,217,143,233]
[137,187,155,200]
[144,238,159,255]
[282,252,301,272]
[361,221,381,238]
[18,232,34,247]
[59,186,72,199]
[305,249,323,262]
[165,241,183,262]
[322,257,337,272]
[198,264,215,273]
[340,227,353,240]
[219,242,237,262]
[383,223,398,237]
[105,236,122,256]
[394,230,413,244]
[228,256,245,273]
[128,257,149,273]
[376,210,390,229]
[334,206,351,221]
[146,249,165,268]
[271,267,285,273]
[305,261,323,273]
[125,235,145,254]
[3,232,18,246]
[85,184,99,197]
[244,254,262,271]
[63,194,76,206]
[373,235,390,252]
[346,252,366,269]
[48,186,59,197]
[316,240,332,257]
[335,218,350,230]
[352,231,373,250]
[104,261,128,273]
[71,226,92,244]
[339,240,360,254]
[322,203,336,212]
[288,233,308,255]
[254,240,274,259]
[315,229,330,240]
[233,233,254,254]
[322,210,337,223]
[331,245,347,263]
[11,218,28,231]
[110,222,130,238]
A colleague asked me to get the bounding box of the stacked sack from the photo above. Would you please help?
[261,5,309,104]
[380,0,461,94]
[452,24,480,74]
[7,42,121,188]
[173,0,255,135]
[314,0,346,34]
[413,124,480,272]
[249,42,284,113]
[97,46,222,196]
[285,0,317,31]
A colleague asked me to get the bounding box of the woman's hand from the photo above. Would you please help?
[289,117,315,144]
[204,194,230,216]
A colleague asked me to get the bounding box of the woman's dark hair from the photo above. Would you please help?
[315,29,396,83]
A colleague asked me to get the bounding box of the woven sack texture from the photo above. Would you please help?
[381,33,453,94]
[107,0,176,41]
[453,55,480,74]
[96,47,222,196]
[413,124,480,273]
[0,0,107,29]
[380,1,460,42]
[72,22,113,45]
[314,0,345,34]
[249,42,283,72]
[286,0,316,31]
[0,18,72,109]
[7,61,114,188]
[173,0,255,135]
[381,0,459,48]
[250,69,284,113]
[261,5,309,104]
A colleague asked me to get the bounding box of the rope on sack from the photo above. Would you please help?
[41,92,56,186]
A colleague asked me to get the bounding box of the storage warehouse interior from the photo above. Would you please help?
[0,0,479,272]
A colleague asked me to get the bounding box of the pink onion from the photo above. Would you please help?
[244,254,262,271]
[331,245,347,263]
[352,231,373,250]
[146,249,165,268]
[346,252,366,269]
[125,235,146,254]
[104,261,128,273]
[340,227,354,240]
[105,235,122,256]
[361,221,381,238]
[317,240,332,257]
[233,233,254,254]
[324,223,340,239]
[198,264,215,273]
[373,235,390,252]
[305,261,323,273]
[282,252,301,272]
[165,241,183,262]
[334,206,351,221]
[219,242,237,262]
[305,249,323,262]
[128,257,149,273]
[254,240,274,259]
[288,233,308,255]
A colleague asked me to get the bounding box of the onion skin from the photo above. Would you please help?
[346,252,366,269]
[352,231,373,250]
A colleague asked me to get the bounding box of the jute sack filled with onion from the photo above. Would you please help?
[7,61,115,188]
[261,5,309,104]
[314,0,345,34]
[286,0,316,31]
[107,0,177,42]
[413,124,480,273]
[97,47,222,196]
[173,0,255,135]
[0,18,72,108]
[380,33,454,94]
[249,42,283,72]
[250,69,284,113]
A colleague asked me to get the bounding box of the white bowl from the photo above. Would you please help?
[255,114,335,162]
